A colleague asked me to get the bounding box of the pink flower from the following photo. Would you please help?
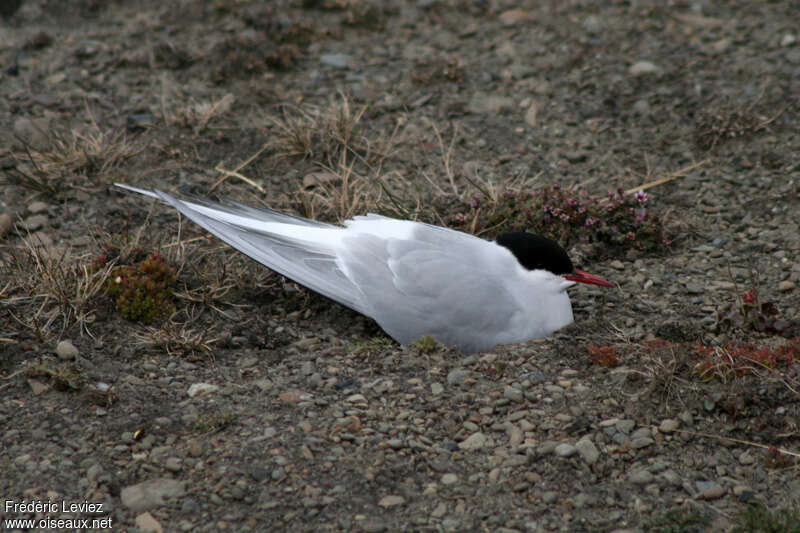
[743,290,756,305]
[634,189,648,205]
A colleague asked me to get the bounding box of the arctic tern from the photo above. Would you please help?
[115,183,613,353]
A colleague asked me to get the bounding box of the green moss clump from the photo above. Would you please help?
[105,253,176,323]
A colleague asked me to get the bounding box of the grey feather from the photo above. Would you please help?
[151,190,366,313]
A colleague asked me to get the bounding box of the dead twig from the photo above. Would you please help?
[662,427,800,460]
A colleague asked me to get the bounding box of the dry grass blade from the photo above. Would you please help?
[14,125,139,179]
[635,343,699,405]
[210,139,270,194]
[4,142,60,194]
[267,104,317,159]
[662,428,800,460]
[265,91,396,168]
[424,118,458,196]
[133,321,220,359]
[211,163,267,194]
[622,159,709,196]
[172,93,236,133]
[429,129,541,206]
[295,151,385,222]
[2,236,114,339]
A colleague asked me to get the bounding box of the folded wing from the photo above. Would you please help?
[337,226,522,352]
[116,185,365,314]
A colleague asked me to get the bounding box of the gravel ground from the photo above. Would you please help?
[1,1,799,532]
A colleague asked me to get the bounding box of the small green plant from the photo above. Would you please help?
[693,102,768,151]
[24,363,85,391]
[320,0,385,30]
[647,507,711,533]
[763,445,792,470]
[476,360,506,379]
[96,248,177,324]
[454,185,669,254]
[211,37,302,82]
[733,503,800,533]
[411,335,441,354]
[412,56,465,85]
[715,288,792,336]
[191,411,237,434]
[350,336,395,358]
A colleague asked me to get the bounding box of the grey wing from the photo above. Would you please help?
[150,190,366,314]
[338,230,520,352]
[116,183,334,228]
[187,193,336,228]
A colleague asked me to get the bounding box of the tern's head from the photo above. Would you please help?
[495,232,614,290]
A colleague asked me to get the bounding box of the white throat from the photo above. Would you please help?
[502,269,575,344]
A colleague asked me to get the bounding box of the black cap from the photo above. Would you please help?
[496,232,574,275]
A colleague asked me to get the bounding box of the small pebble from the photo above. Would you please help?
[346,393,367,403]
[504,387,523,402]
[28,380,48,395]
[441,473,458,485]
[13,117,52,150]
[0,213,12,238]
[459,432,488,451]
[565,150,589,164]
[541,491,559,503]
[615,419,635,434]
[659,419,680,433]
[28,201,49,214]
[733,485,755,500]
[135,512,162,533]
[431,502,447,518]
[320,53,352,69]
[378,495,404,508]
[165,457,182,472]
[575,437,599,465]
[583,15,603,35]
[778,281,795,292]
[537,441,558,455]
[697,481,725,500]
[56,340,79,360]
[187,383,219,397]
[628,470,654,484]
[661,470,681,485]
[22,214,48,232]
[447,369,470,385]
[554,443,577,457]
[629,60,661,76]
